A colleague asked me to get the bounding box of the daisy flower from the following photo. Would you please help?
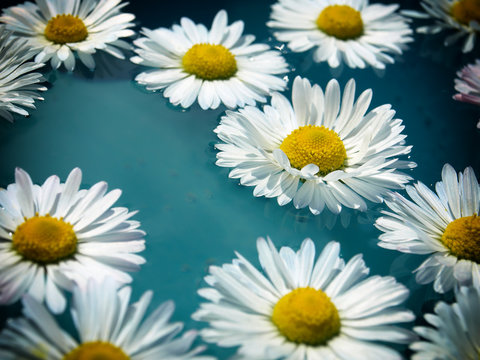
[267,0,413,69]
[408,0,480,53]
[214,76,415,215]
[193,237,415,359]
[0,25,46,122]
[454,59,480,129]
[0,279,214,360]
[375,164,480,293]
[131,10,289,110]
[0,0,136,71]
[0,167,146,313]
[410,286,480,359]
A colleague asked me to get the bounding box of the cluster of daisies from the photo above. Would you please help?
[0,0,478,359]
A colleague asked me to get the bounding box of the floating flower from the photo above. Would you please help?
[267,0,413,69]
[0,0,136,71]
[131,10,289,110]
[0,168,146,313]
[214,76,415,215]
[0,25,46,122]
[409,0,480,53]
[193,237,415,359]
[454,59,480,129]
[410,286,480,359]
[0,279,213,360]
[376,164,480,293]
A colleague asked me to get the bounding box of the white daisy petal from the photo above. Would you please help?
[194,237,414,359]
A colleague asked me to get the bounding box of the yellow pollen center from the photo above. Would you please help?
[451,0,480,26]
[272,287,341,345]
[280,125,347,175]
[441,214,480,262]
[182,43,237,80]
[12,214,77,264]
[316,5,364,40]
[63,341,130,360]
[44,14,88,44]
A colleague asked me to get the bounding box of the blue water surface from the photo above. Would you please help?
[0,0,479,358]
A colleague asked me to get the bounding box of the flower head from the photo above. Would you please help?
[376,164,480,293]
[454,59,480,129]
[0,168,146,313]
[215,76,415,215]
[0,0,136,71]
[193,237,415,359]
[410,0,480,53]
[267,0,413,69]
[131,10,289,110]
[0,279,213,359]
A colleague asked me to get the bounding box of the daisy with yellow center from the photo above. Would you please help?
[0,280,214,360]
[267,0,413,69]
[410,0,480,53]
[193,237,415,359]
[0,168,146,314]
[131,10,289,110]
[214,76,415,215]
[0,0,136,71]
[376,164,480,293]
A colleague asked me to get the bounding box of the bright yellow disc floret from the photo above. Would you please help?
[182,43,238,80]
[63,341,130,360]
[44,14,88,44]
[12,214,77,264]
[441,214,480,262]
[450,0,480,26]
[280,125,347,176]
[272,287,341,345]
[316,5,364,40]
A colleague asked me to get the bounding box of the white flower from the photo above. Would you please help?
[410,286,480,359]
[407,0,480,53]
[214,76,415,215]
[0,167,146,313]
[131,10,289,110]
[193,237,415,360]
[0,25,46,122]
[454,59,480,129]
[0,0,136,71]
[375,164,480,293]
[0,279,214,360]
[267,0,413,69]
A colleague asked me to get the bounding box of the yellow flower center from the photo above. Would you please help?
[44,14,88,44]
[63,341,130,360]
[271,287,341,345]
[279,125,347,175]
[316,5,364,40]
[12,214,77,264]
[441,214,480,262]
[182,43,237,80]
[451,0,480,26]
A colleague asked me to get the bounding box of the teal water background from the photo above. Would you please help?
[0,0,479,358]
